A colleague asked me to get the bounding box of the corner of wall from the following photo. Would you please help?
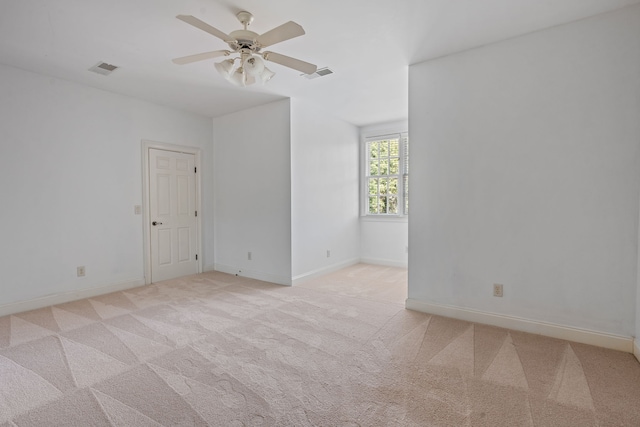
[359,257,408,268]
[213,263,292,286]
[291,258,360,286]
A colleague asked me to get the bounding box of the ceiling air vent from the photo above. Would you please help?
[303,67,334,80]
[88,62,119,76]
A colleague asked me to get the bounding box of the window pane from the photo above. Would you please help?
[390,139,399,156]
[379,159,389,175]
[369,141,379,159]
[379,140,389,157]
[389,158,399,174]
[369,159,379,176]
[389,178,398,195]
[369,197,378,214]
[379,196,387,214]
[388,196,398,214]
[368,178,378,196]
[379,177,388,194]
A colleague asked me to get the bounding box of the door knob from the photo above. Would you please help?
[152,221,163,226]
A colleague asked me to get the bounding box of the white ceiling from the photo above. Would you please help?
[1,0,638,127]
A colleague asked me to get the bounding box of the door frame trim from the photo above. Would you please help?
[142,140,202,284]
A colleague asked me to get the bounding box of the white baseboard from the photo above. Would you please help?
[0,278,145,317]
[406,299,633,353]
[291,258,360,286]
[634,339,640,363]
[360,257,408,268]
[213,263,292,286]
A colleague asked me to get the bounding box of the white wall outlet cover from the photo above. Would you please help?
[493,284,503,297]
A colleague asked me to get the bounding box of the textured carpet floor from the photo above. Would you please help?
[1,264,639,426]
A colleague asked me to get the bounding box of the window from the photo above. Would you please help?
[363,132,408,216]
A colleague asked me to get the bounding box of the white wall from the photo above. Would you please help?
[0,64,213,309]
[290,99,360,281]
[408,5,640,337]
[212,100,292,285]
[360,219,408,267]
[359,121,409,267]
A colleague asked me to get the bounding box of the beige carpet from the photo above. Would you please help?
[1,264,639,426]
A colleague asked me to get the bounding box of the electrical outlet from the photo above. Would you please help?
[248,251,252,261]
[493,284,503,297]
[326,250,331,258]
[77,266,86,277]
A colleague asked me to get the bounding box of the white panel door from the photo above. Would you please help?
[149,148,198,282]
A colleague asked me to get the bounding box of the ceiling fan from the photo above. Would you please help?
[172,11,318,86]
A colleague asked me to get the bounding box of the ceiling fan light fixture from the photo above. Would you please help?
[245,74,257,86]
[259,67,276,84]
[229,67,247,86]
[243,55,265,76]
[214,59,235,79]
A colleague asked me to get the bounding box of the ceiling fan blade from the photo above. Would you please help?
[262,51,317,75]
[176,15,232,42]
[256,21,305,47]
[172,50,231,65]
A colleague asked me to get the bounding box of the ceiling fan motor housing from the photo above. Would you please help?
[228,30,261,51]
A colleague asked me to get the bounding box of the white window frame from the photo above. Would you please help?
[361,131,409,218]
